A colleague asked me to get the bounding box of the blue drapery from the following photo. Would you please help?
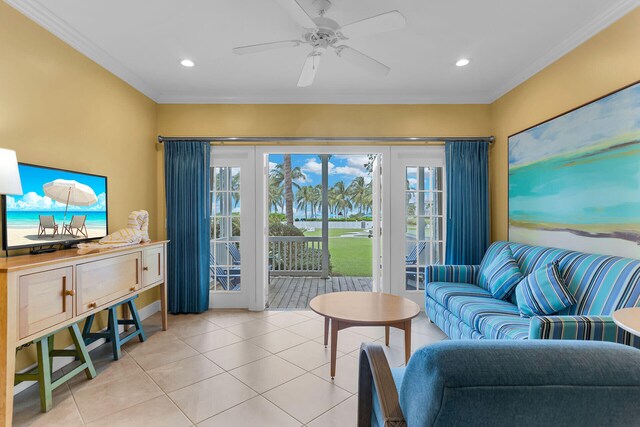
[164,140,210,313]
[445,141,490,265]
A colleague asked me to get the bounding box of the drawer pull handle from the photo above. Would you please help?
[130,286,137,292]
[143,266,149,271]
[88,302,97,309]
[65,290,75,296]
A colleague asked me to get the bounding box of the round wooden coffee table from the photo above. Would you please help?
[309,292,420,378]
[613,307,640,336]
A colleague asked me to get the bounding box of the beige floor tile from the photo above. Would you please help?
[225,319,281,339]
[383,329,445,352]
[72,372,163,422]
[277,341,344,371]
[314,329,373,353]
[307,395,358,427]
[263,373,351,424]
[168,318,221,338]
[85,395,191,427]
[286,318,326,340]
[13,383,84,427]
[182,329,244,353]
[229,355,305,393]
[168,372,257,424]
[203,341,272,370]
[264,311,309,328]
[197,396,301,427]
[203,310,258,327]
[294,309,322,319]
[147,354,224,393]
[370,343,407,368]
[248,329,308,353]
[412,318,449,340]
[65,353,143,393]
[122,330,182,356]
[348,325,386,340]
[311,355,360,394]
[128,337,199,370]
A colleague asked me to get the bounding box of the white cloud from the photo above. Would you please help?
[269,162,278,171]
[6,192,106,211]
[301,158,335,175]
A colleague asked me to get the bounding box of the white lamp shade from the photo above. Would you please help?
[0,148,23,195]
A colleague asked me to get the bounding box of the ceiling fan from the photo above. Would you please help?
[232,0,406,87]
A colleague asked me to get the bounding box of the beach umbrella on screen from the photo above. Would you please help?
[43,179,98,224]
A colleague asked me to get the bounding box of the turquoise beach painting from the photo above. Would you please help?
[509,82,640,258]
[4,164,107,248]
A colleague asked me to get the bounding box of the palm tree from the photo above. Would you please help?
[268,177,284,213]
[331,181,352,219]
[311,184,322,219]
[270,158,305,225]
[296,186,315,219]
[347,177,369,214]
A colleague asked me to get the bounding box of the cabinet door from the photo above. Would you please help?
[77,253,141,314]
[142,246,164,288]
[19,267,73,339]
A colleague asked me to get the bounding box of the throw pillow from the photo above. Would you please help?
[484,246,524,300]
[515,261,576,317]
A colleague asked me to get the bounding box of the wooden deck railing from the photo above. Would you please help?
[269,236,327,277]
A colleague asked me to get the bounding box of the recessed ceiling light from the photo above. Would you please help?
[180,59,195,67]
[456,58,470,67]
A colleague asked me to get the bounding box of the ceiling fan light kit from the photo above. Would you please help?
[232,0,406,87]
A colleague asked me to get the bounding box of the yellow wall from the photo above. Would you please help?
[489,8,640,241]
[0,2,159,370]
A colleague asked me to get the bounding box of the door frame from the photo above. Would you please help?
[209,146,256,309]
[389,146,447,308]
[255,146,391,311]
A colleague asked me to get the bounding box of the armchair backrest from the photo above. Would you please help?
[478,241,640,315]
[400,340,640,427]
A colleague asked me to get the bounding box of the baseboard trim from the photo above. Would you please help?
[13,300,161,395]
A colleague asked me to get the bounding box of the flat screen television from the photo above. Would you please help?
[2,163,108,251]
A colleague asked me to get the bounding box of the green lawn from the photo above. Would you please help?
[304,228,372,277]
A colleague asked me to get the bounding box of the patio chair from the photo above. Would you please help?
[406,241,426,290]
[209,253,241,291]
[62,215,88,238]
[227,242,241,265]
[38,215,58,238]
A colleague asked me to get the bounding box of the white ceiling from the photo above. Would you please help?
[7,0,639,104]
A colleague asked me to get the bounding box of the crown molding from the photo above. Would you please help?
[6,0,160,101]
[154,92,493,104]
[488,0,640,102]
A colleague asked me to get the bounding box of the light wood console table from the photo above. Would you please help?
[0,240,168,426]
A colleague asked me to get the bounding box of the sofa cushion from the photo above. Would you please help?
[426,297,484,340]
[426,282,493,307]
[516,262,576,317]
[481,246,524,300]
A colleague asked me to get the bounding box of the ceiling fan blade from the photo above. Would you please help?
[274,0,317,28]
[233,40,302,55]
[335,45,390,76]
[297,51,322,87]
[339,10,406,39]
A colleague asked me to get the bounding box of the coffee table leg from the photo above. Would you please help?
[404,320,412,365]
[385,325,390,346]
[330,319,339,379]
[324,317,330,348]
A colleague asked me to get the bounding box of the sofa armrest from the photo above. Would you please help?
[358,343,406,427]
[529,315,640,347]
[426,265,480,285]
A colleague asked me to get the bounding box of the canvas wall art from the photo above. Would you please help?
[508,81,640,259]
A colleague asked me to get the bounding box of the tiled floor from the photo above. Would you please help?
[13,309,447,426]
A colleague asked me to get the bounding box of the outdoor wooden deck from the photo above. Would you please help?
[268,276,373,309]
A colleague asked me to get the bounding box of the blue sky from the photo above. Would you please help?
[6,164,106,211]
[268,154,371,187]
[509,83,640,167]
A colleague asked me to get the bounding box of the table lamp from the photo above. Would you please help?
[0,148,23,195]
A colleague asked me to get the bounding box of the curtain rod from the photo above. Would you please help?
[156,136,494,145]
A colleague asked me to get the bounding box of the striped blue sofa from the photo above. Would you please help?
[425,241,640,346]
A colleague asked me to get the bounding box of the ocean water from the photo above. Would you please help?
[509,140,640,228]
[5,211,106,229]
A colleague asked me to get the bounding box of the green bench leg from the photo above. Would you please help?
[15,322,96,413]
[108,306,122,360]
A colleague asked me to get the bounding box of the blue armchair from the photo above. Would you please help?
[358,340,640,427]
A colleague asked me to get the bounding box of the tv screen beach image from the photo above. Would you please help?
[4,164,107,249]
